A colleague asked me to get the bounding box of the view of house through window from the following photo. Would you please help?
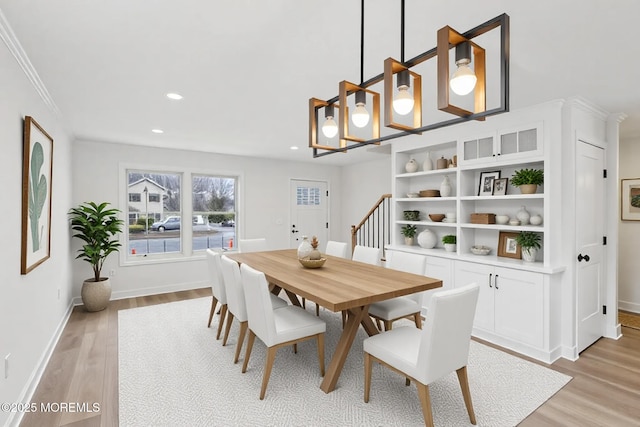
[126,170,236,257]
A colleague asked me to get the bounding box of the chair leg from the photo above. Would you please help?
[364,353,372,403]
[315,304,320,316]
[405,378,411,386]
[242,330,256,373]
[416,382,435,427]
[316,333,325,377]
[216,304,228,340]
[293,343,297,354]
[376,319,383,331]
[260,347,278,400]
[302,297,307,308]
[207,296,218,327]
[414,312,422,329]
[234,321,248,364]
[456,366,477,425]
[384,320,393,331]
[222,312,234,346]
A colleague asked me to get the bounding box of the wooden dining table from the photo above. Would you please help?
[226,249,442,393]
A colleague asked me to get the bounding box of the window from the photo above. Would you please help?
[129,193,141,202]
[192,175,236,251]
[148,193,160,203]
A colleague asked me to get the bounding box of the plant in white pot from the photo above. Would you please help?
[401,224,417,246]
[442,234,457,252]
[510,168,544,194]
[515,231,541,263]
[69,202,123,312]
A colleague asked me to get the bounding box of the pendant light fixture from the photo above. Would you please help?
[321,104,339,138]
[450,42,477,96]
[393,70,414,115]
[351,91,370,127]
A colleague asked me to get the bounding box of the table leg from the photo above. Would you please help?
[320,305,376,393]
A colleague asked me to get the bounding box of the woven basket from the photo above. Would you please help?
[298,257,326,269]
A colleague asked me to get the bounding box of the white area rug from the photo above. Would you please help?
[119,298,571,426]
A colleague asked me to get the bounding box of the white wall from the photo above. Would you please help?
[0,36,74,426]
[618,136,640,312]
[71,140,344,299]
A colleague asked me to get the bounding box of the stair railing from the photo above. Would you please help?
[351,194,392,259]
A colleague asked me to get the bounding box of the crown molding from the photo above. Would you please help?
[0,8,61,117]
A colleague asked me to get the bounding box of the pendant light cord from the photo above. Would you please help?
[400,0,405,63]
[359,0,364,84]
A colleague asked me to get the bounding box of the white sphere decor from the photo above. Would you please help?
[417,229,437,249]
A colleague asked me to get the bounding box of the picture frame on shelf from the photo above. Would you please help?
[497,231,521,259]
[492,177,508,196]
[621,178,640,221]
[478,171,501,196]
[21,116,54,274]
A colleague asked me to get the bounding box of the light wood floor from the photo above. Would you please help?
[19,289,640,427]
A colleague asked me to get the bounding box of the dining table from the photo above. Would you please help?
[226,249,442,393]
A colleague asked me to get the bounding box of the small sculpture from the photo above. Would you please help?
[309,236,322,260]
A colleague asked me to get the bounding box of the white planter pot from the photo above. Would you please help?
[522,247,538,263]
[444,243,457,252]
[404,236,415,246]
[81,277,112,312]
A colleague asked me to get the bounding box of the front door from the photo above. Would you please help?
[290,180,328,248]
[576,140,606,353]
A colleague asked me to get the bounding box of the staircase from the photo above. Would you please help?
[351,194,391,259]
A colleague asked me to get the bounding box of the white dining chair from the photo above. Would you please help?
[351,245,382,266]
[219,255,288,363]
[368,251,426,331]
[205,249,228,340]
[238,238,268,253]
[364,282,480,427]
[302,240,350,316]
[240,263,326,400]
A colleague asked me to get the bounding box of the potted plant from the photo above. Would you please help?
[515,231,541,262]
[68,202,124,312]
[442,234,457,252]
[510,168,544,194]
[401,224,417,246]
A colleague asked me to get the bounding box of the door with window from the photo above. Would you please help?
[290,180,328,249]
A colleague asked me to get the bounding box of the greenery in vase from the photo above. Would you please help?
[514,231,541,249]
[68,202,124,282]
[401,224,417,238]
[510,168,544,187]
[442,235,456,244]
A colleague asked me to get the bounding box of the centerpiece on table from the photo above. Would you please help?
[298,236,326,268]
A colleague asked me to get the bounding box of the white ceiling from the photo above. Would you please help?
[1,0,638,166]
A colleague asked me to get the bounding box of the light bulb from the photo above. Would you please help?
[450,60,477,96]
[322,116,338,138]
[352,103,370,128]
[393,85,414,115]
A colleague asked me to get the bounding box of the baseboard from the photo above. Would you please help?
[618,300,640,313]
[5,299,75,427]
[471,329,557,364]
[72,281,209,306]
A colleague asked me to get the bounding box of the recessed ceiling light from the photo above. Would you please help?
[290,146,299,150]
[152,129,164,134]
[166,93,183,100]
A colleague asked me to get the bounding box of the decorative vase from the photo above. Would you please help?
[422,152,433,171]
[81,278,112,312]
[404,236,415,246]
[530,214,543,226]
[297,236,313,259]
[516,206,530,225]
[405,158,418,173]
[440,175,452,197]
[436,156,448,170]
[444,243,456,252]
[519,184,538,194]
[522,247,538,262]
[417,229,437,249]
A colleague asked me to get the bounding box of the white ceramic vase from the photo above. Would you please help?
[530,214,543,225]
[522,247,538,262]
[422,152,433,171]
[297,236,313,259]
[405,158,418,173]
[417,229,437,249]
[516,205,530,225]
[440,175,452,197]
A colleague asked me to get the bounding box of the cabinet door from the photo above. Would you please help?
[460,134,495,165]
[455,261,494,331]
[493,267,543,347]
[423,256,453,309]
[496,124,542,161]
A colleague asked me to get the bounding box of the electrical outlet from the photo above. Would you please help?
[109,269,116,277]
[4,354,10,379]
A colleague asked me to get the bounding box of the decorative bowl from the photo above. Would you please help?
[470,245,491,256]
[419,189,441,197]
[299,257,326,268]
[403,210,420,221]
[407,192,419,198]
[428,214,445,222]
[495,215,510,225]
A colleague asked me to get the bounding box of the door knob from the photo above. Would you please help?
[577,254,590,262]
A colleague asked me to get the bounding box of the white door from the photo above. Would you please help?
[576,140,606,353]
[290,180,328,248]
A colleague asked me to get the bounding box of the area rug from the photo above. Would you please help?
[119,298,571,426]
[619,310,640,330]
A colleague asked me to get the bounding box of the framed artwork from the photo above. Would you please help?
[21,116,54,274]
[498,231,521,259]
[478,171,501,196]
[492,177,509,196]
[621,178,640,221]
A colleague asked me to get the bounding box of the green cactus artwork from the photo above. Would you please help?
[29,141,47,252]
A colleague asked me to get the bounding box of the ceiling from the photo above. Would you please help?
[1,0,638,166]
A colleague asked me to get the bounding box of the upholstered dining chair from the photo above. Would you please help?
[302,240,350,316]
[240,263,326,400]
[205,249,228,340]
[351,245,382,266]
[368,251,427,331]
[363,283,480,427]
[219,256,288,363]
[238,238,268,253]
